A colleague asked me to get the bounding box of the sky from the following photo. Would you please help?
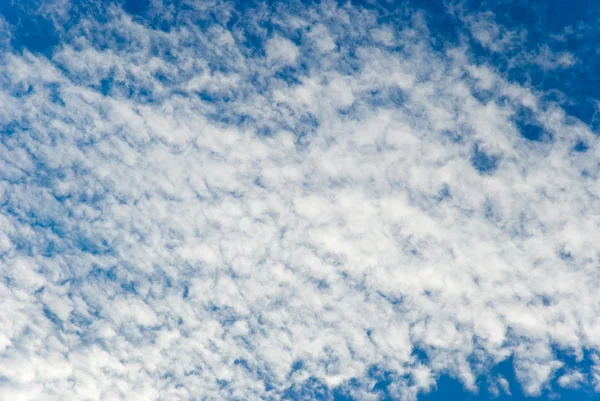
[1,0,600,400]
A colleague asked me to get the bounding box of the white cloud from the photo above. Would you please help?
[557,370,585,389]
[266,36,299,66]
[371,27,395,46]
[529,45,577,71]
[461,11,524,53]
[0,16,12,50]
[307,24,336,52]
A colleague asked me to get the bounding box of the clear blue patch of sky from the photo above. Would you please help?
[284,353,600,400]
[456,0,600,131]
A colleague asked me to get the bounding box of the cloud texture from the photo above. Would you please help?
[1,1,600,400]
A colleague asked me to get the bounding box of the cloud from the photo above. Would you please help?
[528,45,577,71]
[307,24,336,53]
[266,36,299,66]
[0,1,599,400]
[557,370,585,389]
[459,11,525,53]
[371,27,395,46]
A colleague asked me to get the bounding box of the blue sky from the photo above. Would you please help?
[1,0,600,400]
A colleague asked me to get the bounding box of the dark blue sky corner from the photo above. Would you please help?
[0,0,61,55]
[278,346,600,401]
